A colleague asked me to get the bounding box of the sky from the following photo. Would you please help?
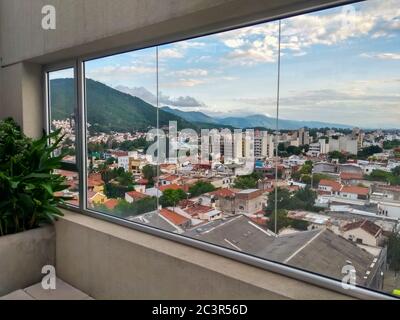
[66,0,400,129]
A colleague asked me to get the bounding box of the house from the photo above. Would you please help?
[158,183,187,193]
[208,188,238,214]
[318,179,342,195]
[159,208,191,229]
[341,219,383,247]
[186,219,386,290]
[340,172,364,185]
[179,202,222,222]
[88,191,108,205]
[313,162,337,174]
[339,186,370,200]
[125,190,149,203]
[88,173,105,193]
[371,184,400,202]
[103,198,119,211]
[235,189,264,215]
[159,174,180,186]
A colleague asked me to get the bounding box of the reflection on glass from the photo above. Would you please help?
[48,68,77,163]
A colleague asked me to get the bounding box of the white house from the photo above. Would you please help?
[341,219,383,247]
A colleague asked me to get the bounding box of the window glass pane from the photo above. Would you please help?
[54,169,79,207]
[84,48,159,219]
[278,0,399,294]
[157,27,280,238]
[48,68,77,163]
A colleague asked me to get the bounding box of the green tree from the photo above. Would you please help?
[160,188,187,207]
[392,166,400,177]
[266,209,310,233]
[357,145,383,159]
[188,181,216,197]
[104,182,134,199]
[142,164,159,186]
[328,151,347,164]
[233,172,262,189]
[387,232,400,276]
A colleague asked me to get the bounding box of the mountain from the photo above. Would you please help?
[161,107,218,124]
[217,114,353,130]
[162,108,353,130]
[51,78,353,133]
[50,78,196,132]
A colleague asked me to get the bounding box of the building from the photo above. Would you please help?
[339,186,370,200]
[235,189,264,215]
[159,208,191,230]
[318,179,342,195]
[186,217,386,290]
[125,190,149,203]
[341,219,384,247]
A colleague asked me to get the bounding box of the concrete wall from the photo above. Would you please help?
[0,226,55,296]
[0,0,346,136]
[55,210,353,300]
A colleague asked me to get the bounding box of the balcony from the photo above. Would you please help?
[0,0,399,301]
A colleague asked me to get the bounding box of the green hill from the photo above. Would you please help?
[50,78,196,132]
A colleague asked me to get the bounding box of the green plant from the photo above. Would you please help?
[0,118,69,236]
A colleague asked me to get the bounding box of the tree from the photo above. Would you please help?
[392,166,400,177]
[367,169,400,186]
[328,151,347,164]
[142,164,159,186]
[266,187,319,213]
[266,209,310,233]
[96,197,157,218]
[233,172,262,189]
[299,163,312,175]
[160,188,187,207]
[188,181,215,197]
[357,145,382,159]
[104,182,134,199]
[387,232,400,276]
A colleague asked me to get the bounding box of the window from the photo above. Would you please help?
[46,0,400,298]
[47,67,80,206]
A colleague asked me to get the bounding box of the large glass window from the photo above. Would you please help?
[47,0,400,297]
[47,68,79,206]
[84,48,159,220]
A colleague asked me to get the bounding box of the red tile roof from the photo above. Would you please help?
[184,204,214,216]
[209,188,237,198]
[342,219,382,237]
[160,208,190,226]
[160,174,180,181]
[340,172,363,180]
[159,184,185,192]
[340,185,369,196]
[126,190,148,200]
[136,178,149,185]
[319,179,342,192]
[104,199,119,210]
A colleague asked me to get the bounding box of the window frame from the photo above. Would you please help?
[42,0,395,300]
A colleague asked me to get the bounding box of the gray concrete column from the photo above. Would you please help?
[0,62,43,138]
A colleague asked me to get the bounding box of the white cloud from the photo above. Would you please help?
[158,48,184,59]
[218,0,400,63]
[172,69,208,77]
[360,52,400,60]
[115,86,206,108]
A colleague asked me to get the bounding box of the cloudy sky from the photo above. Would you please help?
[82,0,400,128]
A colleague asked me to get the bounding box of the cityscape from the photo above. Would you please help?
[52,94,400,294]
[49,0,400,296]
